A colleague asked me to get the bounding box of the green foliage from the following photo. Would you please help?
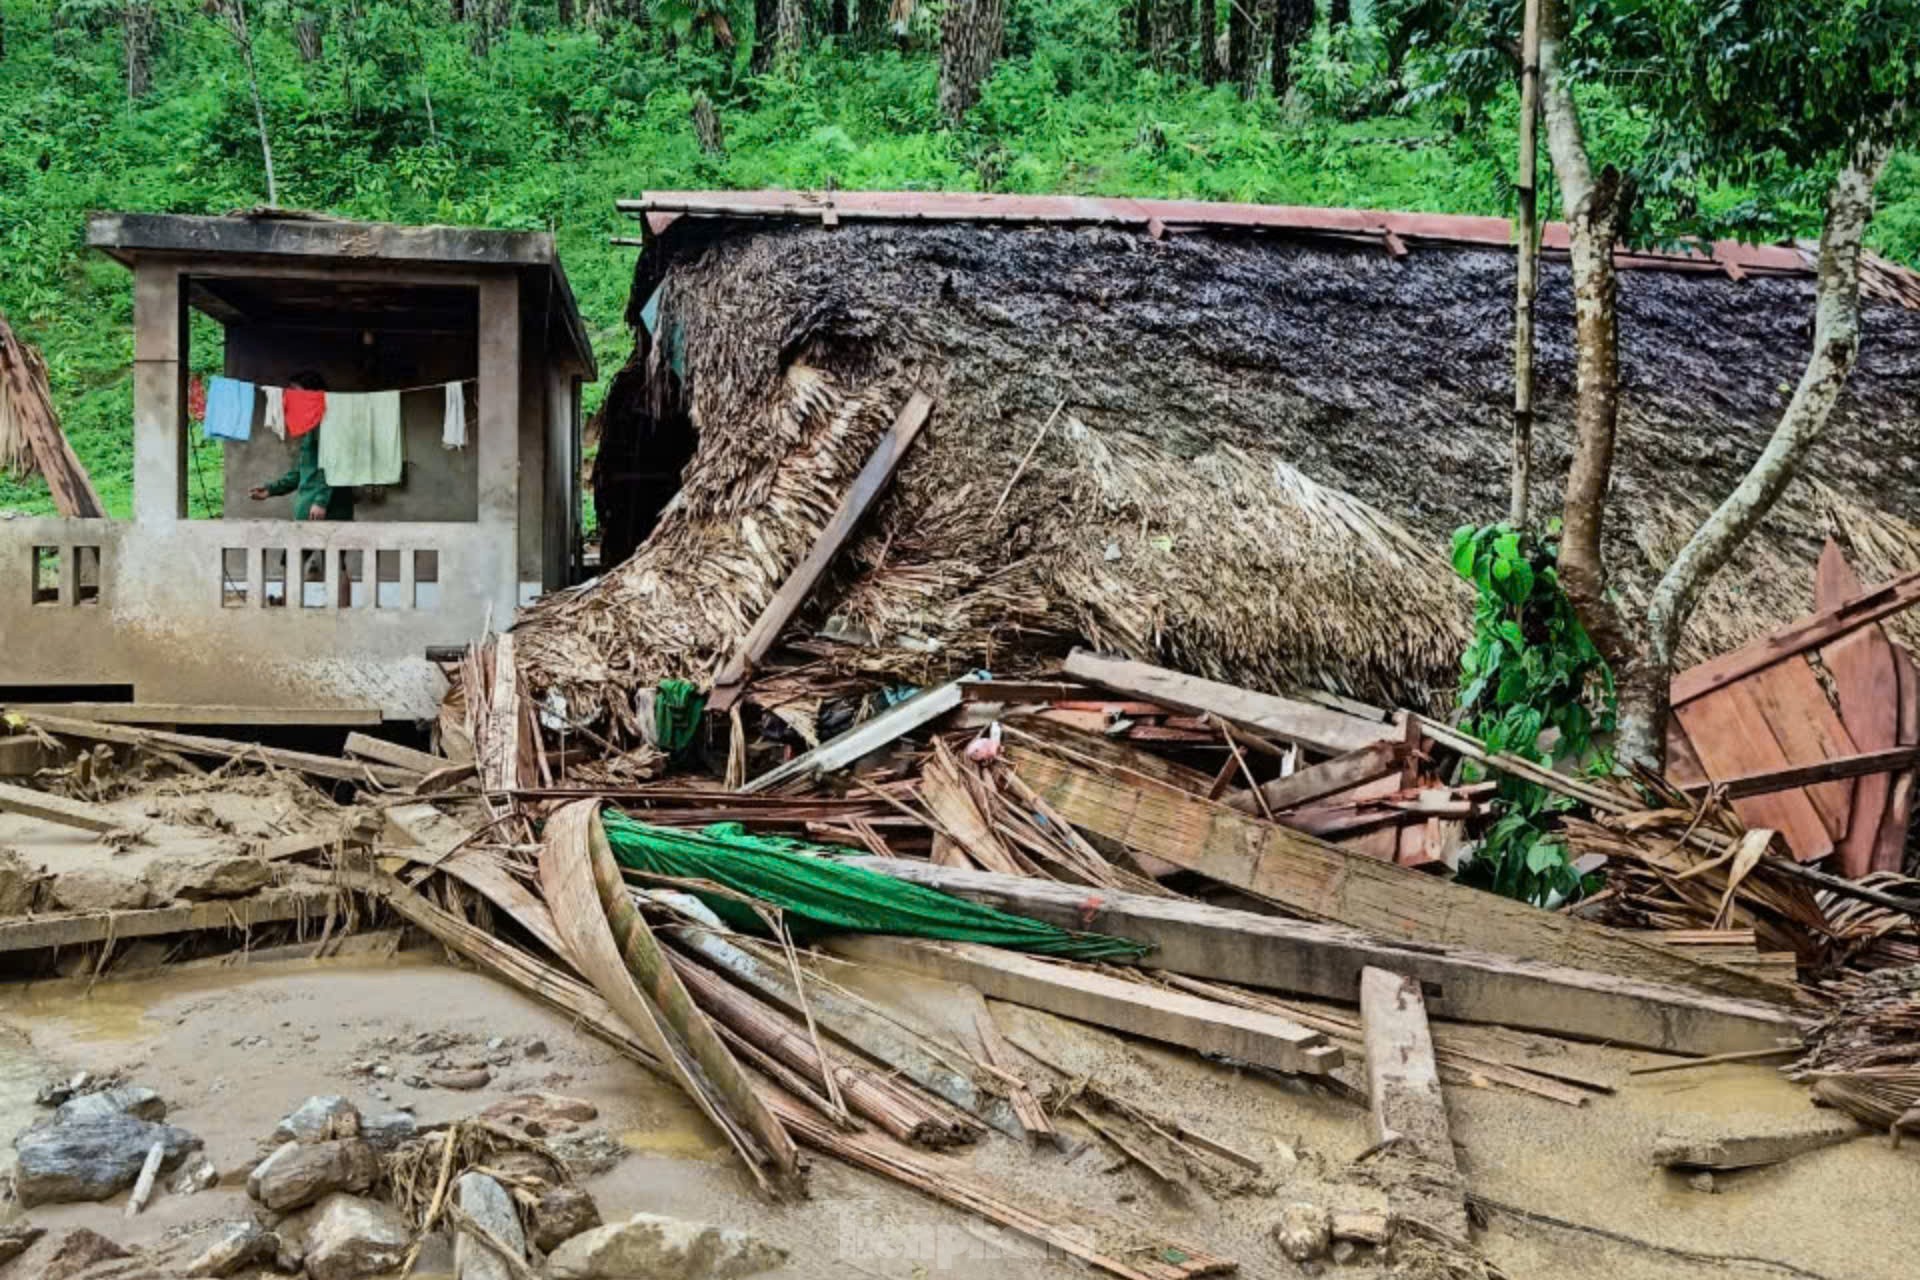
[1450,522,1615,906]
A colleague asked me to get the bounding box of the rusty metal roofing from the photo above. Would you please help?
[615,190,1919,303]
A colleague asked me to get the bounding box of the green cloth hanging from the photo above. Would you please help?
[601,812,1149,962]
[652,679,704,754]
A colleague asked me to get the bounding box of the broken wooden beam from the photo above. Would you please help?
[1651,1112,1864,1171]
[0,735,64,777]
[1007,745,1796,1008]
[256,811,383,862]
[344,732,447,774]
[0,887,346,955]
[827,935,1345,1076]
[0,312,105,517]
[1227,737,1409,815]
[0,781,125,834]
[742,681,963,794]
[1360,967,1468,1242]
[3,703,382,727]
[710,390,934,713]
[18,714,416,788]
[1676,746,1920,800]
[838,858,1801,1055]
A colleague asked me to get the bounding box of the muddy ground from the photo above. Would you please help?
[0,948,1913,1280]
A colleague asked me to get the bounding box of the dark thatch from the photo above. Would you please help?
[522,214,1920,741]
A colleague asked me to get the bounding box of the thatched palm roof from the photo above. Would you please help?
[519,193,1920,740]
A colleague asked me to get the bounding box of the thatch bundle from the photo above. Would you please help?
[518,217,1920,737]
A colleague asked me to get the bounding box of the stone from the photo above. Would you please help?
[169,1151,220,1195]
[246,1138,379,1212]
[300,1194,413,1280]
[545,1130,627,1179]
[35,1072,88,1108]
[527,1183,602,1254]
[428,1067,491,1091]
[361,1110,418,1153]
[545,1212,787,1280]
[43,1229,130,1280]
[480,1092,599,1138]
[275,1095,362,1145]
[13,1113,200,1206]
[1328,1209,1391,1247]
[0,846,46,916]
[523,1039,549,1060]
[54,1084,166,1125]
[46,868,150,913]
[454,1171,527,1280]
[181,1221,276,1278]
[142,854,274,903]
[1689,1171,1717,1194]
[1331,1241,1356,1264]
[0,1222,46,1267]
[1274,1203,1331,1263]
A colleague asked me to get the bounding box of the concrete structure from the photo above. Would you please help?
[1,213,595,720]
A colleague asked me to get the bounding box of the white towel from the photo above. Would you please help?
[442,381,468,450]
[261,386,287,440]
[317,390,404,486]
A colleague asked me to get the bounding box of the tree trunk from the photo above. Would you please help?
[938,0,1005,123]
[830,0,850,35]
[774,0,808,64]
[558,0,575,23]
[1539,1,1652,766]
[1198,0,1218,83]
[691,91,726,154]
[1509,0,1540,527]
[753,0,777,69]
[1329,0,1351,31]
[295,16,323,62]
[124,2,154,100]
[1646,141,1892,686]
[1227,0,1250,94]
[223,1,278,207]
[1271,0,1309,97]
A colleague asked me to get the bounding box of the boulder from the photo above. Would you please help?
[54,1084,166,1125]
[481,1092,598,1138]
[300,1194,413,1280]
[453,1171,526,1280]
[544,1130,626,1179]
[46,868,150,914]
[1274,1203,1331,1263]
[1329,1208,1392,1247]
[246,1138,379,1212]
[142,854,273,903]
[13,1113,200,1206]
[43,1229,130,1280]
[527,1183,602,1254]
[0,1222,45,1267]
[169,1151,220,1195]
[546,1212,787,1280]
[274,1095,361,1145]
[0,846,45,916]
[181,1221,277,1278]
[361,1110,418,1153]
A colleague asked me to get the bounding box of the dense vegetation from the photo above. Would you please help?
[2,0,1916,517]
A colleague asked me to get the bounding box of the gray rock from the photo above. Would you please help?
[168,1151,220,1195]
[1274,1203,1331,1263]
[300,1193,413,1280]
[13,1113,200,1206]
[361,1110,418,1153]
[142,854,273,903]
[246,1138,379,1212]
[274,1095,361,1145]
[54,1084,166,1125]
[0,1222,46,1267]
[480,1092,598,1138]
[42,1228,130,1280]
[544,1129,626,1179]
[1328,1209,1391,1246]
[0,846,46,916]
[527,1183,602,1254]
[181,1221,276,1278]
[545,1212,787,1280]
[1331,1241,1357,1264]
[46,868,150,913]
[454,1172,526,1280]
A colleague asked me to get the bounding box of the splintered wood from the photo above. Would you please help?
[1360,967,1468,1243]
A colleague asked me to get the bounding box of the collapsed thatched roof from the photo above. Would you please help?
[519,194,1920,739]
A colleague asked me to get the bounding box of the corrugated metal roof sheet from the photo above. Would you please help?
[615,190,1919,303]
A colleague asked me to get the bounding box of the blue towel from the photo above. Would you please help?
[203,377,255,441]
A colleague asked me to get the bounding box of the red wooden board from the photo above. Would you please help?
[1675,684,1834,862]
[1742,656,1859,840]
[1817,540,1901,877]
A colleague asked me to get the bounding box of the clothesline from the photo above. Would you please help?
[200,375,473,479]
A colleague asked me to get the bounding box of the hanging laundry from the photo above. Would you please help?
[187,375,207,423]
[261,386,287,440]
[202,376,254,441]
[316,390,404,486]
[441,381,468,450]
[283,388,326,438]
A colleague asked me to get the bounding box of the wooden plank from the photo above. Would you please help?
[257,811,382,862]
[830,936,1343,1076]
[1742,656,1858,838]
[1666,718,1710,788]
[0,735,64,778]
[1001,719,1216,796]
[1674,686,1834,862]
[19,714,416,788]
[742,681,962,794]
[1006,745,1797,1007]
[0,887,343,954]
[344,732,446,774]
[710,391,934,712]
[973,1008,1057,1146]
[0,781,124,834]
[0,312,105,517]
[1671,565,1920,707]
[1227,739,1406,815]
[1651,1112,1863,1171]
[1676,746,1920,800]
[1,703,382,727]
[1360,967,1468,1242]
[1818,541,1900,878]
[1062,650,1395,756]
[1877,644,1920,872]
[839,859,1801,1054]
[958,679,1092,704]
[479,634,525,794]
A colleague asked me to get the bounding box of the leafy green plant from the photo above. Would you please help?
[1450,521,1614,905]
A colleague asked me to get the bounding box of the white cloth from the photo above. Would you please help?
[261,386,287,440]
[442,381,468,450]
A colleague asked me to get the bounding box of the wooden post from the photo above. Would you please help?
[1510,0,1542,528]
[131,262,187,524]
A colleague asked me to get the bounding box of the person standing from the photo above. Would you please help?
[248,428,354,521]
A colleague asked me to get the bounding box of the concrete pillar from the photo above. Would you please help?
[132,262,187,524]
[476,275,521,612]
